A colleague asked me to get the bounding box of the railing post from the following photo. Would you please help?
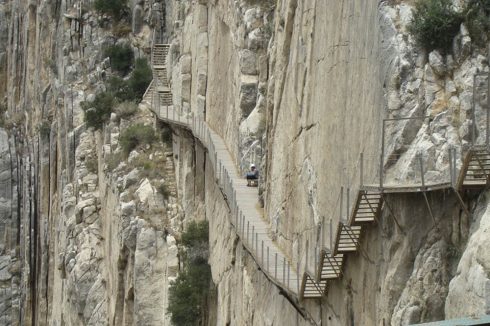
[275,253,278,279]
[315,246,318,275]
[360,152,364,187]
[252,226,255,249]
[329,219,333,251]
[379,153,384,189]
[247,221,250,244]
[287,263,290,289]
[381,120,386,189]
[267,246,270,272]
[305,240,309,274]
[283,258,286,284]
[472,74,476,146]
[340,187,344,222]
[297,262,300,294]
[321,215,325,249]
[255,233,258,255]
[487,59,490,147]
[261,240,264,265]
[419,154,425,188]
[449,148,454,187]
[346,187,350,221]
[453,148,457,186]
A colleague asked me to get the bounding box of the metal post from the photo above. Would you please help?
[247,221,250,244]
[315,247,318,273]
[297,262,300,293]
[347,187,350,221]
[306,240,309,273]
[287,263,290,288]
[453,148,457,186]
[330,219,333,250]
[255,233,258,256]
[360,152,364,187]
[472,74,476,146]
[267,246,270,272]
[321,215,325,249]
[340,187,344,222]
[487,56,490,147]
[283,258,286,284]
[275,253,278,279]
[449,148,454,187]
[381,120,386,189]
[261,240,264,265]
[419,154,425,188]
[252,226,255,249]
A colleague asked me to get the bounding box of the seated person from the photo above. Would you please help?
[246,164,259,186]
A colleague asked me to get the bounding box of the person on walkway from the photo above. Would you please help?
[246,164,259,186]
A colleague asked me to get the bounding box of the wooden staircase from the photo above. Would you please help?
[152,44,170,67]
[458,146,490,189]
[150,43,173,108]
[300,190,382,299]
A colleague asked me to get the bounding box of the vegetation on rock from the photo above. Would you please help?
[104,43,134,75]
[119,123,156,156]
[463,0,490,46]
[94,0,127,19]
[82,92,115,130]
[168,221,211,326]
[409,0,490,52]
[408,0,463,52]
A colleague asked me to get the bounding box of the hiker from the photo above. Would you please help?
[246,164,259,186]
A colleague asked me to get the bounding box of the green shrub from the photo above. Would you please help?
[119,124,156,156]
[104,44,134,75]
[107,76,133,101]
[463,0,490,46]
[161,126,173,144]
[112,21,132,37]
[86,156,98,174]
[114,101,138,121]
[168,221,211,326]
[105,152,123,171]
[181,221,209,249]
[157,183,171,199]
[128,58,152,100]
[408,0,463,52]
[94,0,127,19]
[107,58,151,102]
[82,92,115,130]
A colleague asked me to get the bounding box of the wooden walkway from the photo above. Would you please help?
[144,43,490,303]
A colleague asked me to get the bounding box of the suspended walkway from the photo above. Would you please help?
[143,42,490,305]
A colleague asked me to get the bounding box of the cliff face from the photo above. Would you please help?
[0,0,489,325]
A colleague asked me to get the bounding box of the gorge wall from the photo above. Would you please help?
[0,0,489,325]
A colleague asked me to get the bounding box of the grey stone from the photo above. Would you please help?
[239,75,259,117]
[429,51,445,76]
[239,49,257,75]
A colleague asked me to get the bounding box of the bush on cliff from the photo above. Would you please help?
[408,0,463,52]
[463,0,490,46]
[94,0,127,19]
[107,58,151,102]
[168,221,211,326]
[104,43,134,75]
[81,92,114,130]
[119,123,156,156]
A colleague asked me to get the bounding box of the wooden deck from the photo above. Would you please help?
[145,43,490,303]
